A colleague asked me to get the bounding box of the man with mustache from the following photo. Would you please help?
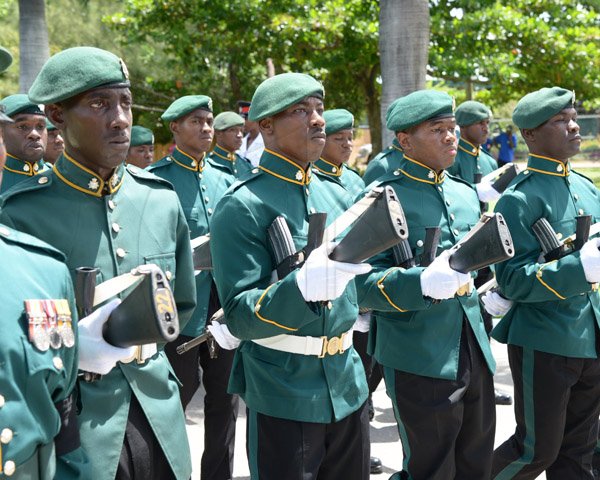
[0,93,49,193]
[44,118,64,166]
[491,87,600,479]
[148,96,241,480]
[210,73,372,479]
[356,90,497,480]
[0,46,196,480]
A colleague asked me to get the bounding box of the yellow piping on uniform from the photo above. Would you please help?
[254,283,299,331]
[377,267,408,312]
[535,262,566,300]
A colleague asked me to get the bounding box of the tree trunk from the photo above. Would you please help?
[228,62,241,105]
[379,0,429,148]
[18,0,50,93]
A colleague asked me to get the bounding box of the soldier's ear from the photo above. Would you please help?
[258,117,273,136]
[521,128,535,144]
[397,131,411,151]
[45,104,65,130]
[169,121,179,135]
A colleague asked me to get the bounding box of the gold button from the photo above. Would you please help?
[112,223,120,233]
[0,394,5,408]
[327,301,333,309]
[557,164,563,172]
[4,460,16,476]
[204,197,210,203]
[438,186,443,192]
[393,170,400,176]
[524,170,529,175]
[0,226,10,237]
[201,185,206,191]
[295,170,304,181]
[574,194,579,201]
[116,248,126,258]
[453,229,460,236]
[252,168,259,174]
[556,232,563,240]
[33,164,39,172]
[450,213,455,221]
[578,209,584,215]
[305,189,310,196]
[38,176,48,184]
[309,208,316,214]
[165,271,173,281]
[446,200,451,206]
[191,160,197,168]
[332,167,337,173]
[23,164,30,172]
[1,428,13,444]
[53,357,63,370]
[416,239,424,248]
[207,208,213,215]
[108,200,116,210]
[198,173,203,179]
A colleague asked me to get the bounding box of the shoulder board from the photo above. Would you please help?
[205,156,230,171]
[374,169,405,187]
[571,169,596,185]
[0,170,53,203]
[444,172,476,191]
[146,156,174,172]
[508,169,536,189]
[345,164,362,176]
[228,167,263,193]
[125,164,175,189]
[0,223,66,261]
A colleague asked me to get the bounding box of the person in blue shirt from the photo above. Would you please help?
[492,124,518,166]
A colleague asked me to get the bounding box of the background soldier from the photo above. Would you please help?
[126,125,154,169]
[356,90,497,480]
[149,96,240,480]
[491,87,600,479]
[43,118,64,165]
[208,111,252,178]
[0,93,48,193]
[236,99,264,167]
[211,73,372,480]
[0,46,196,480]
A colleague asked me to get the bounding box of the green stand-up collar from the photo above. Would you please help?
[314,157,343,177]
[53,153,125,197]
[259,149,312,185]
[400,155,445,184]
[171,146,205,172]
[212,144,236,163]
[3,153,45,177]
[526,154,570,177]
[457,137,479,157]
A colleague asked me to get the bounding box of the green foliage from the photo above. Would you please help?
[430,0,600,109]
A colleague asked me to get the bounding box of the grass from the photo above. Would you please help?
[577,167,600,187]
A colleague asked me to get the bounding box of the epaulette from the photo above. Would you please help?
[0,170,53,204]
[444,171,477,192]
[146,155,173,172]
[205,156,230,172]
[507,169,536,190]
[0,223,66,262]
[376,169,404,187]
[345,164,362,176]
[228,167,263,193]
[125,163,175,190]
[571,169,596,186]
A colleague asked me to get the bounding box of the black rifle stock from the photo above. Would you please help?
[191,235,212,270]
[75,267,99,318]
[491,164,519,193]
[533,215,592,262]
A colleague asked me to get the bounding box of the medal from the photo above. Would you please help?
[43,299,62,349]
[24,300,50,351]
[55,299,75,348]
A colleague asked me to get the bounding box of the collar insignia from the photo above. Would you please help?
[88,178,100,191]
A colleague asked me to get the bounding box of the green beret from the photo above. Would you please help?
[324,109,354,135]
[386,90,454,132]
[213,111,245,131]
[513,87,575,129]
[161,95,213,122]
[28,47,130,104]
[455,100,491,126]
[248,73,324,122]
[45,117,57,131]
[0,94,45,117]
[130,125,154,146]
[384,98,403,131]
[0,47,13,74]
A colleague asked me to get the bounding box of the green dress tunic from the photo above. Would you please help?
[207,144,253,179]
[356,155,496,379]
[148,146,239,335]
[210,149,368,423]
[362,138,404,186]
[1,154,48,194]
[0,153,196,480]
[492,154,600,357]
[0,224,89,479]
[446,137,497,185]
[313,157,365,198]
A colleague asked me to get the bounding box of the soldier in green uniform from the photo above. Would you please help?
[312,107,383,475]
[491,87,600,479]
[208,111,252,178]
[211,73,372,480]
[362,98,404,186]
[44,118,64,165]
[0,46,196,480]
[356,90,497,480]
[126,125,154,169]
[0,45,90,480]
[0,94,49,193]
[148,96,240,480]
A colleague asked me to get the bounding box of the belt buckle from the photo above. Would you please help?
[319,332,347,358]
[120,345,143,365]
[456,280,473,297]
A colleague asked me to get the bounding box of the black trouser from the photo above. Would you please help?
[492,345,600,479]
[475,266,494,335]
[246,403,370,480]
[116,394,176,480]
[164,284,239,480]
[384,321,496,480]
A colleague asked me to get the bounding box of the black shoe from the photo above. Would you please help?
[370,456,383,475]
[495,389,512,405]
[368,395,375,421]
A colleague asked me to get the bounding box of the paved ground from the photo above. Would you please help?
[185,338,549,479]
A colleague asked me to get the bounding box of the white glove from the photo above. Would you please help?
[78,299,137,375]
[352,312,371,333]
[296,242,372,302]
[420,250,471,300]
[476,180,501,203]
[580,237,600,283]
[481,290,513,316]
[207,321,241,350]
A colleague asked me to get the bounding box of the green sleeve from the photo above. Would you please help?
[494,193,592,302]
[211,195,322,339]
[173,200,197,330]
